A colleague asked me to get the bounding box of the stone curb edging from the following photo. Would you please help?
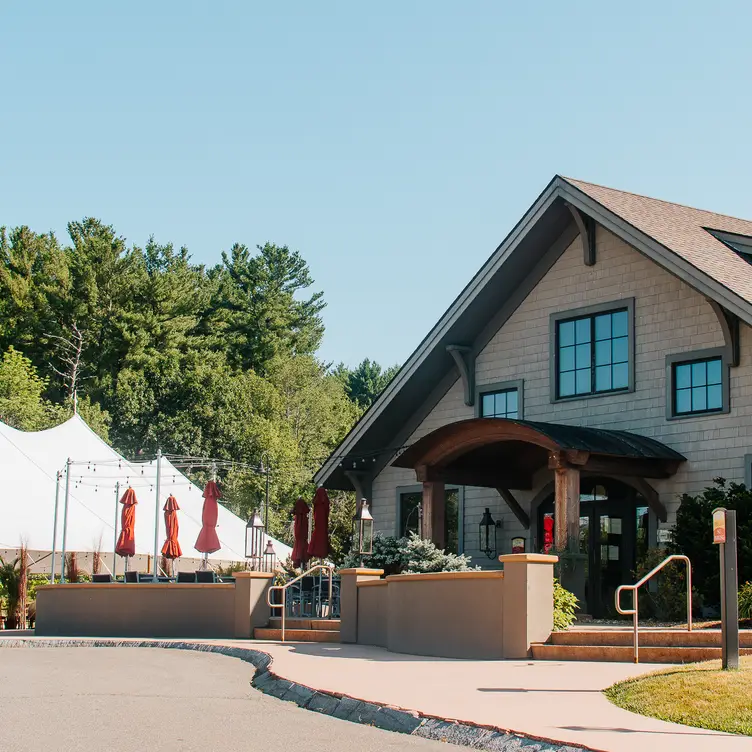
[0,639,587,752]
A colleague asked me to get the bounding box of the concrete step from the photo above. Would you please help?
[253,627,340,642]
[551,629,752,648]
[268,618,341,631]
[531,642,752,663]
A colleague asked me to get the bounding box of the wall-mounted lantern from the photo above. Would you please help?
[245,510,264,566]
[479,508,500,559]
[352,498,374,566]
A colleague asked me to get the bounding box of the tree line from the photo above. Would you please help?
[0,219,398,554]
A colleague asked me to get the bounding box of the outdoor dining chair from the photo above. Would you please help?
[195,570,217,583]
[176,571,197,583]
[124,570,138,583]
[91,573,113,583]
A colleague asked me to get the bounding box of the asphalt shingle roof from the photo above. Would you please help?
[563,177,752,304]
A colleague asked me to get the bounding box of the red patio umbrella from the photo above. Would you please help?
[307,487,330,560]
[195,480,221,555]
[291,497,310,568]
[115,487,137,558]
[161,495,182,560]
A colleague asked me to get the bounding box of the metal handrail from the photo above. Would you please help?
[266,564,334,642]
[615,554,692,664]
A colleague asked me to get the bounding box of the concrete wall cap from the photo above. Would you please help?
[498,553,559,564]
[385,570,504,583]
[37,583,235,590]
[233,571,275,579]
[356,579,389,588]
[338,568,384,575]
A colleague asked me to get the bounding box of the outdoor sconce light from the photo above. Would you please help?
[263,539,276,573]
[352,498,374,566]
[245,510,264,566]
[479,507,501,559]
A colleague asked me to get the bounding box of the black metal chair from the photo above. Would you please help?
[124,570,138,583]
[176,571,197,583]
[137,573,154,583]
[92,573,113,583]
[195,570,217,583]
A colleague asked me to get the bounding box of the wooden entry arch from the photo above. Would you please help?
[393,418,683,551]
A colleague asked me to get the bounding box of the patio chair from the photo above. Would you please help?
[124,570,139,583]
[136,573,154,583]
[92,573,113,583]
[176,571,197,583]
[195,570,217,583]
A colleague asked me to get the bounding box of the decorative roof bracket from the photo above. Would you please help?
[446,345,475,407]
[565,202,596,266]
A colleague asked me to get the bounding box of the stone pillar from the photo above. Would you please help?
[234,571,275,638]
[339,568,384,643]
[499,553,558,658]
[421,481,445,548]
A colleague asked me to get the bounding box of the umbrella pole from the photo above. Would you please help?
[112,481,120,578]
[153,449,161,580]
[59,458,72,583]
[49,470,62,584]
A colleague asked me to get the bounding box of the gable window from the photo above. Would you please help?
[666,348,729,419]
[551,300,634,400]
[481,388,519,419]
[475,380,524,419]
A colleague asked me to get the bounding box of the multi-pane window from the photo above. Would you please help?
[673,357,723,415]
[480,388,519,419]
[556,308,629,398]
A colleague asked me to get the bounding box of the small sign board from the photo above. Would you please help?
[713,508,727,544]
[511,536,526,554]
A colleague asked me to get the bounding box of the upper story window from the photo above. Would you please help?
[481,388,519,418]
[673,357,723,415]
[476,379,524,419]
[554,305,631,399]
[666,348,729,420]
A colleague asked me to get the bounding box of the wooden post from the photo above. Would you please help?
[421,481,445,548]
[550,455,580,551]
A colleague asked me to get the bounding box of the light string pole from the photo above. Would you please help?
[59,458,72,583]
[112,481,120,577]
[49,470,62,584]
[152,448,162,580]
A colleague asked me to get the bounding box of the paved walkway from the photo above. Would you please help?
[249,640,750,752]
[2,635,750,752]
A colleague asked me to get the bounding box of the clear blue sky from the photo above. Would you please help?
[2,2,751,368]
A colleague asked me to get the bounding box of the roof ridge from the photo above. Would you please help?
[560,175,752,225]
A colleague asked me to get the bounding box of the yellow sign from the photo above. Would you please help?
[713,508,726,544]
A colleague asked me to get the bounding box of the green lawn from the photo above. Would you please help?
[605,656,752,736]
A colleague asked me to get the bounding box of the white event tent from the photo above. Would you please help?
[0,414,291,574]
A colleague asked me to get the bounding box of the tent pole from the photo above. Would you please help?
[113,481,120,578]
[59,458,72,583]
[153,449,161,580]
[49,470,62,584]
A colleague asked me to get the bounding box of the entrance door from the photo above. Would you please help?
[538,479,649,618]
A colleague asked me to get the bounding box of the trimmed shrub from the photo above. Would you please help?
[739,581,752,620]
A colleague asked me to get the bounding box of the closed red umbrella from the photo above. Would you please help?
[195,480,221,554]
[161,495,182,559]
[115,487,137,558]
[291,497,310,568]
[307,487,330,560]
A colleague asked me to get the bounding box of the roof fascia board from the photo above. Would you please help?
[314,177,563,485]
[560,184,752,326]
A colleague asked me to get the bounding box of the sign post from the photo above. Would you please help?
[712,507,739,670]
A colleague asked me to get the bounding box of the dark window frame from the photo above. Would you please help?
[475,379,524,419]
[665,347,729,420]
[549,299,635,403]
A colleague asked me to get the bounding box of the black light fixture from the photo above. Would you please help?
[352,498,374,566]
[245,510,264,565]
[479,507,499,559]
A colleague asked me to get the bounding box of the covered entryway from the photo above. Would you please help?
[393,418,685,612]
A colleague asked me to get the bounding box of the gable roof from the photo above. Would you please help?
[567,178,752,304]
[316,175,752,491]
